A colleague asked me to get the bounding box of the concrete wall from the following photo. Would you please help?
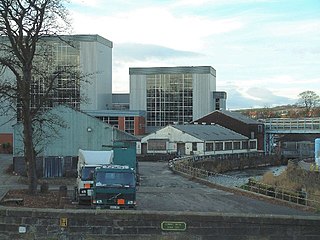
[80,36,113,111]
[192,73,216,121]
[0,207,319,239]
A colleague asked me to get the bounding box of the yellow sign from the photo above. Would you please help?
[60,218,68,227]
[161,221,186,231]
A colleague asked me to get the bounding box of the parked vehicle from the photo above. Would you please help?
[91,164,136,209]
[74,149,113,204]
[113,146,140,185]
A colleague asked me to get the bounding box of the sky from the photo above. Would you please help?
[67,0,320,110]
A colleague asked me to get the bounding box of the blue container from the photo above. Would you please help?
[315,138,320,166]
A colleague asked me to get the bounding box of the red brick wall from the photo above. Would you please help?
[0,133,13,153]
[134,116,145,135]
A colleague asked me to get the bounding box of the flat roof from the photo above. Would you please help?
[129,66,216,76]
[84,110,146,118]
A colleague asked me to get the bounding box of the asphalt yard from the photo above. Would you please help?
[137,161,317,215]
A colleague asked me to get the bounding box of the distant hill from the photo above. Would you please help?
[235,105,320,119]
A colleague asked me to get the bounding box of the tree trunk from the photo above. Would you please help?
[23,114,38,194]
[21,69,38,194]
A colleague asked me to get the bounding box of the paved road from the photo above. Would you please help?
[0,154,317,216]
[137,161,317,216]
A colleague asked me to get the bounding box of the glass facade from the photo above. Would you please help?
[30,40,81,113]
[146,73,193,126]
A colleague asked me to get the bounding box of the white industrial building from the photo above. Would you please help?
[138,124,257,156]
[129,66,226,133]
[0,34,113,137]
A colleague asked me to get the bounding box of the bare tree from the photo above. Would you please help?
[0,0,76,194]
[297,91,320,116]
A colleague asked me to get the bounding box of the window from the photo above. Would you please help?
[258,125,263,133]
[225,142,232,150]
[249,141,257,149]
[242,141,248,150]
[234,142,240,150]
[215,142,223,151]
[192,142,197,151]
[205,143,214,151]
[125,117,135,135]
[146,73,193,127]
[148,139,167,151]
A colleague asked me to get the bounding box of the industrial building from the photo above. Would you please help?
[194,110,265,152]
[138,124,257,156]
[0,34,113,150]
[13,105,137,177]
[85,109,146,136]
[129,66,227,133]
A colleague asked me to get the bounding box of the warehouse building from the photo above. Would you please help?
[13,105,137,177]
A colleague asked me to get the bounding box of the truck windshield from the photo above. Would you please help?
[95,172,135,187]
[81,167,96,181]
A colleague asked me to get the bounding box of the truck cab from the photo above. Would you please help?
[75,149,114,204]
[76,164,100,203]
[92,165,136,209]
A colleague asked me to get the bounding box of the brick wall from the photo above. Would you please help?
[0,207,319,239]
[0,134,13,154]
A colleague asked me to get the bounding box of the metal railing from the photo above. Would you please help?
[265,118,320,133]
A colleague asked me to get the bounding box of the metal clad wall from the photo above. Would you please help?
[13,106,115,157]
[43,157,64,178]
[129,75,147,111]
[80,40,112,111]
[193,73,216,120]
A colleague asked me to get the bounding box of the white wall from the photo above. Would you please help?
[80,41,112,110]
[129,75,147,111]
[192,73,216,120]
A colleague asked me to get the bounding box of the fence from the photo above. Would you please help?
[170,157,320,209]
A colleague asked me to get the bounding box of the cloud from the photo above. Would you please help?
[226,87,295,110]
[114,43,203,61]
[70,7,244,51]
[68,0,320,109]
[69,0,102,7]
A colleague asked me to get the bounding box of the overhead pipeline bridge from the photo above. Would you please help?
[264,117,320,154]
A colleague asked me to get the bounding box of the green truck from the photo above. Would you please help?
[92,164,137,209]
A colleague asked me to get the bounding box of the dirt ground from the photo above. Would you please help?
[2,189,66,208]
[1,177,77,209]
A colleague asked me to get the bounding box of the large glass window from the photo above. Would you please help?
[28,39,81,115]
[146,73,193,127]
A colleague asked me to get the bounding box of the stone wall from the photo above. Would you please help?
[0,206,319,239]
